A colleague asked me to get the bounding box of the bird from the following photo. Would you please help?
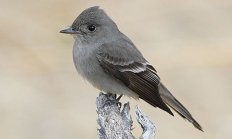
[60,6,203,131]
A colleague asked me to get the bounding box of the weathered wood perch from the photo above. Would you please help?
[96,92,156,139]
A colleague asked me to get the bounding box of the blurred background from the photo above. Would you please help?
[1,0,232,138]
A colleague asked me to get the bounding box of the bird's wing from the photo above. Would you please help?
[97,39,173,115]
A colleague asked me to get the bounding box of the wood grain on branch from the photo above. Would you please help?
[96,92,156,139]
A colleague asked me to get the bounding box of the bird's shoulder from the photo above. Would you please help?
[97,34,158,74]
[97,34,145,64]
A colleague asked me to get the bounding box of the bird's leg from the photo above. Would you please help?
[115,94,123,108]
[116,94,123,101]
[103,93,123,108]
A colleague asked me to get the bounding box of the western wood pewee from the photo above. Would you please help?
[60,6,203,131]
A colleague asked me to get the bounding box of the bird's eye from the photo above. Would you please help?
[88,25,96,32]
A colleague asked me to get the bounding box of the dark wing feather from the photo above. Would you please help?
[97,41,203,131]
[98,46,173,116]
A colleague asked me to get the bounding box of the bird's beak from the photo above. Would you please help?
[59,27,82,34]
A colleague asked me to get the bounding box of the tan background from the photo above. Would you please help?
[1,0,232,139]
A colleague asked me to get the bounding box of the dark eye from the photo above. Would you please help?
[88,25,96,32]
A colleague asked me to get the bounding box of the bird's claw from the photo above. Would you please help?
[103,94,123,108]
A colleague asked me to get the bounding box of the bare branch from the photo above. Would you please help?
[96,92,156,139]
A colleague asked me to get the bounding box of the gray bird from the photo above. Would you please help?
[60,6,203,131]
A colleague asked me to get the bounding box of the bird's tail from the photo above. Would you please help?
[159,82,203,131]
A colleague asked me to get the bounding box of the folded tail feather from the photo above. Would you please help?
[159,82,203,131]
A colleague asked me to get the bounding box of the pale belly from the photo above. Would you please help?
[73,44,138,99]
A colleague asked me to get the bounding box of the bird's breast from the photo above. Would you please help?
[72,43,138,99]
[73,44,99,78]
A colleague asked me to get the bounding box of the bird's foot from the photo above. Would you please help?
[103,93,123,108]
